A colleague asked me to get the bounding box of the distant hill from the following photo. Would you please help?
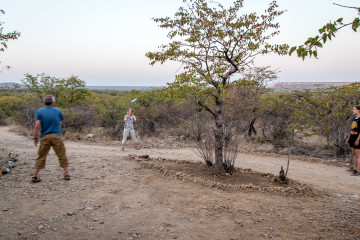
[0,82,17,88]
[86,86,162,91]
[271,82,352,92]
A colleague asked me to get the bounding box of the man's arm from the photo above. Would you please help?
[33,120,41,147]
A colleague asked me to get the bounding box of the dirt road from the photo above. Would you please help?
[1,127,357,196]
[1,126,359,239]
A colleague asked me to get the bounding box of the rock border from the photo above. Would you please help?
[126,155,314,197]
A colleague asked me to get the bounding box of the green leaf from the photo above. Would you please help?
[289,46,297,55]
[319,26,326,34]
[315,41,323,48]
[313,51,318,58]
[352,18,360,32]
[329,23,337,32]
[322,33,327,43]
[336,18,343,23]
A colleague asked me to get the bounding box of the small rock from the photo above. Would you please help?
[90,227,94,230]
[38,224,44,230]
[67,212,74,216]
[32,232,38,236]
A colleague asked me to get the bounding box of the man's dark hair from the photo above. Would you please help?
[44,95,55,106]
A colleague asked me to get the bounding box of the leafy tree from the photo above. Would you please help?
[62,105,96,134]
[129,89,184,136]
[21,73,89,107]
[227,66,278,137]
[258,91,294,145]
[0,94,42,129]
[146,0,288,170]
[0,9,21,71]
[290,83,360,157]
[88,93,127,138]
[289,3,360,59]
[56,76,90,106]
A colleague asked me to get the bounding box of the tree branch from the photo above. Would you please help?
[333,3,359,10]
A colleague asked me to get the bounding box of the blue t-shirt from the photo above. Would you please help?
[35,107,64,138]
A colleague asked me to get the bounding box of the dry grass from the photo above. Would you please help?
[8,125,32,138]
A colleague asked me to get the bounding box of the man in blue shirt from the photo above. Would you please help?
[31,95,70,183]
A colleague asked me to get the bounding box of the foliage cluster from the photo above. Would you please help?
[290,3,360,59]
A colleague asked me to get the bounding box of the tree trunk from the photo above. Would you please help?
[213,99,224,171]
[248,118,257,136]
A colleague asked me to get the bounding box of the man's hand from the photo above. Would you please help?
[34,138,39,147]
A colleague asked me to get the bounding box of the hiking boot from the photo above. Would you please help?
[352,171,360,176]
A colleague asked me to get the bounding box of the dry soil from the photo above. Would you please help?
[0,126,359,240]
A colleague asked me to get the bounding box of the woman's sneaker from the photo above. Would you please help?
[352,171,360,176]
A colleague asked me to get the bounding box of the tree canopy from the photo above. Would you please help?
[21,73,89,107]
[146,0,288,170]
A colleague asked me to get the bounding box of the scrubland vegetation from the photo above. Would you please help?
[1,73,359,166]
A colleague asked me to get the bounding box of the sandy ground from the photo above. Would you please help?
[0,126,359,240]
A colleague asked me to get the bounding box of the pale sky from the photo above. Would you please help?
[0,0,359,86]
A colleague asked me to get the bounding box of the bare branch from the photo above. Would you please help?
[333,3,359,10]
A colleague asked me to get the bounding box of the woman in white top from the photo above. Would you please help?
[121,108,139,150]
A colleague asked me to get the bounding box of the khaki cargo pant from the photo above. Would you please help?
[34,134,69,169]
